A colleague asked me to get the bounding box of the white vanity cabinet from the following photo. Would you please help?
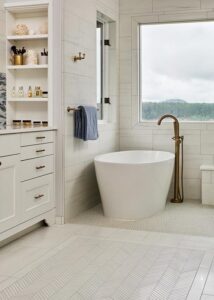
[0,1,57,243]
[0,130,56,242]
[0,154,21,234]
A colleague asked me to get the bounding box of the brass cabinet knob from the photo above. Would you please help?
[36,165,45,170]
[34,194,44,200]
[36,149,46,153]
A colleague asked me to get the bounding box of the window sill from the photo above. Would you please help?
[138,120,214,124]
[133,120,214,130]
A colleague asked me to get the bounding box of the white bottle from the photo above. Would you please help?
[11,86,16,98]
[18,86,24,97]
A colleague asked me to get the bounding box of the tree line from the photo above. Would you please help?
[142,102,214,121]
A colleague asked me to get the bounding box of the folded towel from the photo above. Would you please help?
[74,106,99,141]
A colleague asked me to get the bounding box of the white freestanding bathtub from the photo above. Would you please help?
[95,151,175,220]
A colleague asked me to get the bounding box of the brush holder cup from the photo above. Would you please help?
[12,54,24,65]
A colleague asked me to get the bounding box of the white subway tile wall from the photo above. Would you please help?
[63,0,119,221]
[119,0,214,201]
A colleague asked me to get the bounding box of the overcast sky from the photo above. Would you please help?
[140,21,214,103]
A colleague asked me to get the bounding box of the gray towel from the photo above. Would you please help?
[74,106,99,141]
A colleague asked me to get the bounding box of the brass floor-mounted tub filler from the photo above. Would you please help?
[157,114,184,203]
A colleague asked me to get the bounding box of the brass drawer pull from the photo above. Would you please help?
[36,149,46,153]
[36,165,46,170]
[36,136,46,140]
[34,194,44,200]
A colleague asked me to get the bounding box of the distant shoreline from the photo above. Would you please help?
[142,101,214,121]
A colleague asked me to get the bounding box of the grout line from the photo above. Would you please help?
[201,257,214,297]
[187,252,214,300]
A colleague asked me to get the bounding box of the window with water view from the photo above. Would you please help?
[140,21,214,121]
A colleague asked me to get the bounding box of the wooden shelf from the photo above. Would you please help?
[7,64,48,70]
[8,98,48,102]
[7,34,48,41]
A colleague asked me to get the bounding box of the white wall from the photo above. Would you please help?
[63,0,119,221]
[0,0,5,73]
[119,0,214,201]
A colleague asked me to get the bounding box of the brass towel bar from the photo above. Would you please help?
[67,107,79,112]
[67,106,99,112]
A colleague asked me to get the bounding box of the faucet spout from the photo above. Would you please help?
[157,114,179,126]
[157,114,180,139]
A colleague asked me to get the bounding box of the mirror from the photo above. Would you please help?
[0,0,6,128]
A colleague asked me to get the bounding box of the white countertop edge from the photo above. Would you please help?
[0,127,57,135]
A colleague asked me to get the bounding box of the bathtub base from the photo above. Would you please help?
[103,205,166,221]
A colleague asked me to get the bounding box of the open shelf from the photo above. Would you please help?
[7,64,48,70]
[7,34,48,41]
[5,0,52,127]
[8,98,48,102]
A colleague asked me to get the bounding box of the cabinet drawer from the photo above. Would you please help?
[21,131,54,146]
[21,174,54,222]
[21,143,54,161]
[21,155,54,182]
[0,134,20,157]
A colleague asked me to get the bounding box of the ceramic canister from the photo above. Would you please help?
[39,55,48,65]
[39,22,48,34]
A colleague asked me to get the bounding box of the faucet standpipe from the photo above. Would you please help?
[157,115,184,203]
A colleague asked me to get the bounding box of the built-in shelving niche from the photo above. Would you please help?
[5,1,53,126]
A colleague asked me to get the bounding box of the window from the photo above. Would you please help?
[139,22,214,121]
[96,20,104,120]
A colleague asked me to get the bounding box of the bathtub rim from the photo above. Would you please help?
[94,150,175,166]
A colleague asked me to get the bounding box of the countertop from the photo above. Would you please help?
[0,126,57,135]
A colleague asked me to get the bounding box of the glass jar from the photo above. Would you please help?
[42,121,48,127]
[33,121,41,127]
[12,120,21,129]
[23,120,32,128]
[18,86,24,97]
